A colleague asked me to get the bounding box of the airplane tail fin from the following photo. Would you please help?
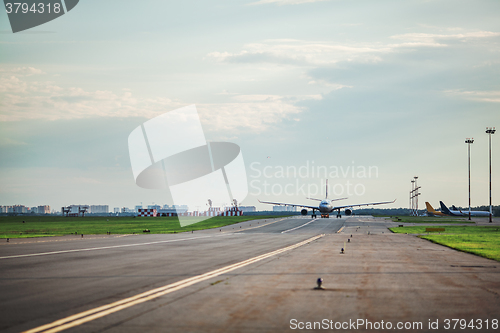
[326,179,328,199]
[439,201,451,215]
[425,202,437,213]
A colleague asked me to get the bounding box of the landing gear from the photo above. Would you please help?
[312,210,317,218]
[336,214,342,218]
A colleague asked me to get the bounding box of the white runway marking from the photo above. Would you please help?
[232,218,287,233]
[281,218,318,233]
[23,234,324,333]
[0,234,232,260]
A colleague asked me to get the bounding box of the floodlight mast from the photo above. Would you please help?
[465,138,474,220]
[486,127,496,223]
[410,179,415,215]
[414,176,420,216]
[409,177,420,216]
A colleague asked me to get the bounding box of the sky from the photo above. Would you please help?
[0,0,499,212]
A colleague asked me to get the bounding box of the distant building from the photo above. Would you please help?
[113,207,120,214]
[37,205,50,214]
[148,204,161,210]
[68,205,89,214]
[157,205,188,215]
[273,205,296,212]
[173,205,188,212]
[137,208,157,217]
[121,207,134,213]
[90,205,108,214]
[13,205,28,213]
[135,205,143,213]
[239,206,256,212]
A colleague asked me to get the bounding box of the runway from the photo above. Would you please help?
[1,216,499,332]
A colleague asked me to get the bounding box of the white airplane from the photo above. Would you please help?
[439,201,490,217]
[259,180,396,218]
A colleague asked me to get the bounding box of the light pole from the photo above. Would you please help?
[410,180,415,216]
[486,127,496,223]
[465,138,474,220]
[414,176,420,216]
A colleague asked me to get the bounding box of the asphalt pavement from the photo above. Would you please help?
[1,216,499,333]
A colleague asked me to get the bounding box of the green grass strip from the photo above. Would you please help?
[389,225,500,262]
[421,234,500,262]
[389,216,473,223]
[389,225,499,234]
[0,215,293,238]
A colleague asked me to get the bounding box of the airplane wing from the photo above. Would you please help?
[306,197,348,202]
[258,200,318,210]
[332,199,397,210]
[330,197,348,202]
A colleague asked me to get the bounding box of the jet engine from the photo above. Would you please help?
[345,208,353,216]
[301,209,308,215]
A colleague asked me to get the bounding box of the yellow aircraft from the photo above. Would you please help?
[425,202,447,216]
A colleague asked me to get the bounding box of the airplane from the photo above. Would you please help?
[259,180,396,218]
[425,202,447,216]
[439,201,490,217]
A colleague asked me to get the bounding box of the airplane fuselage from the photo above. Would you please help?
[449,209,490,217]
[319,200,333,213]
[440,201,491,217]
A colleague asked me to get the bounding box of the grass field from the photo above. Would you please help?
[389,225,500,262]
[388,216,474,223]
[0,215,292,238]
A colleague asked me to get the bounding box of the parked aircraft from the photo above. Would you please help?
[425,201,490,217]
[439,201,490,217]
[425,202,447,217]
[259,180,395,218]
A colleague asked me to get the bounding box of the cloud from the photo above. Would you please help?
[0,68,184,122]
[307,79,352,90]
[444,89,500,103]
[0,67,316,134]
[198,93,321,133]
[0,138,28,146]
[390,31,500,47]
[208,40,391,66]
[0,67,44,76]
[248,0,329,5]
[209,30,500,67]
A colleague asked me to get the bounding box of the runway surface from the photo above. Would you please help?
[1,216,499,332]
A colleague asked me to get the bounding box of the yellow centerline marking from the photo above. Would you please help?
[23,234,324,333]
